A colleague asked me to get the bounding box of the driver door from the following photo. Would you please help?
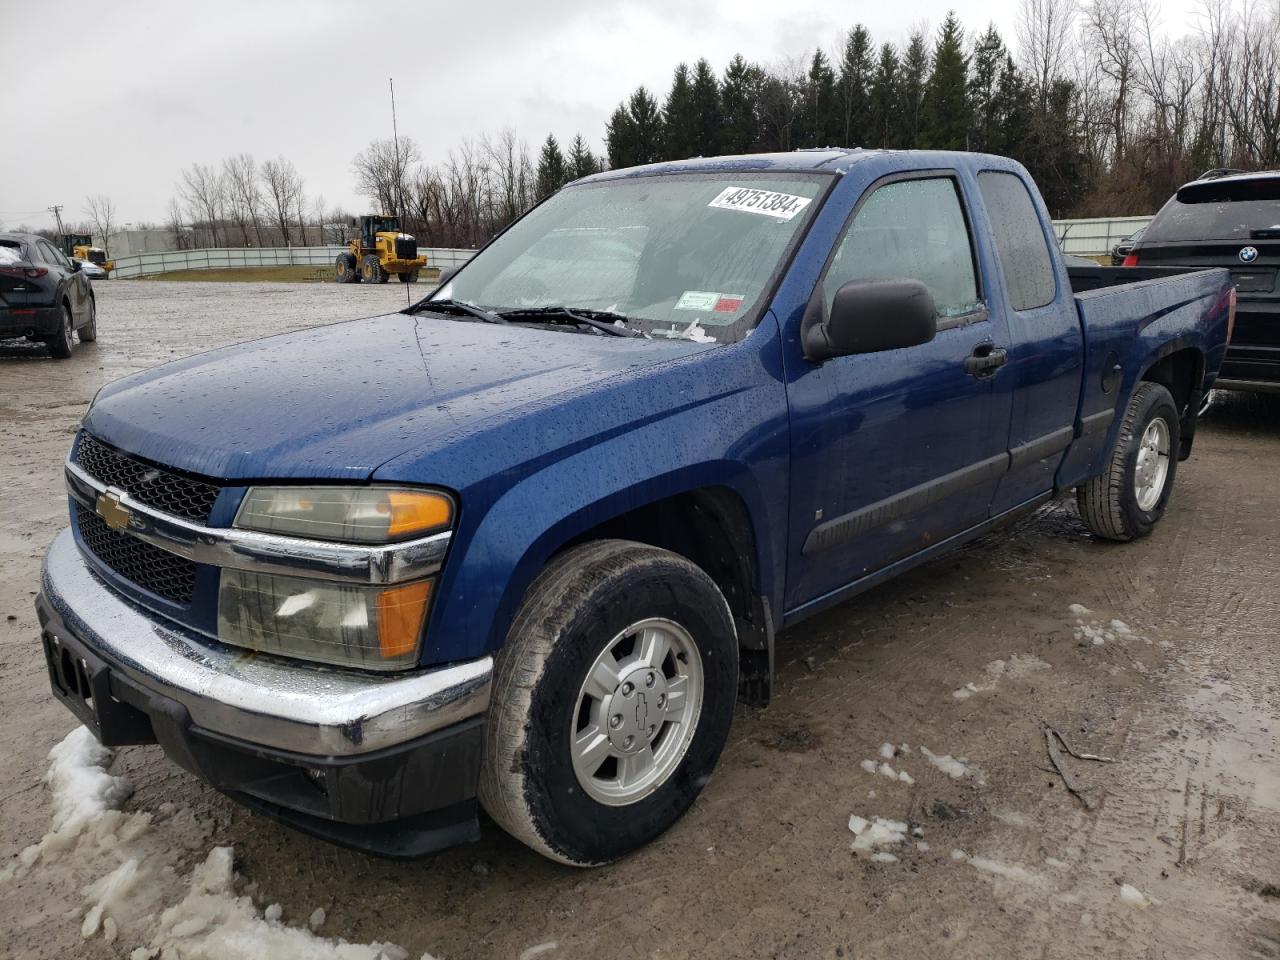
[785,172,1014,610]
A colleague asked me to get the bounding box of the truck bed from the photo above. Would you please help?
[1056,264,1233,490]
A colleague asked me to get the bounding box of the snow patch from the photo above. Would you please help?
[848,815,909,854]
[518,943,559,960]
[920,746,985,784]
[951,655,1050,699]
[9,726,428,960]
[140,846,413,960]
[1118,883,1156,908]
[951,849,1043,885]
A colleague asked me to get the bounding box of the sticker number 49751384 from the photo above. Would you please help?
[708,186,812,221]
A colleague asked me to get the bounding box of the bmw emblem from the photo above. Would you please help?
[1239,245,1259,263]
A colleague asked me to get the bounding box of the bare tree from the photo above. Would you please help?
[165,198,189,250]
[261,157,304,245]
[482,129,533,228]
[177,163,227,247]
[352,137,421,219]
[1018,0,1079,100]
[84,195,117,255]
[223,154,264,246]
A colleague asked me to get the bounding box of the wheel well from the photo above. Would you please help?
[557,487,774,703]
[1141,347,1203,459]
[1141,348,1202,416]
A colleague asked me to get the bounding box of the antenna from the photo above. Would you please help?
[389,78,410,305]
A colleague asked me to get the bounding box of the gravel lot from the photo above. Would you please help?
[2,280,1279,959]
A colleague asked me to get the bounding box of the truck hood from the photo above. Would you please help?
[83,312,709,481]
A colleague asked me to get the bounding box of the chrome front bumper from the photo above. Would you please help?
[40,528,492,757]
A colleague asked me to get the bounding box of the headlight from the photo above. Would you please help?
[217,569,433,671]
[234,486,453,543]
[222,485,454,670]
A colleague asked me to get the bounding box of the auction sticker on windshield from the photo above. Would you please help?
[708,186,812,221]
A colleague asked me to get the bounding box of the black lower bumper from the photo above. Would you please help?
[36,591,484,858]
[0,304,61,339]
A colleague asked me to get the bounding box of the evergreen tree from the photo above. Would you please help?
[606,103,637,169]
[609,88,664,167]
[897,29,929,146]
[719,54,762,154]
[868,43,900,148]
[628,86,665,165]
[535,134,568,200]
[800,50,839,148]
[969,25,1007,153]
[566,133,599,179]
[837,25,874,147]
[663,64,698,161]
[689,58,722,157]
[921,13,971,150]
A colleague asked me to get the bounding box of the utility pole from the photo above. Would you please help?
[48,204,66,243]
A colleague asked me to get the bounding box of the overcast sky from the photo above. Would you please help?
[0,0,1201,233]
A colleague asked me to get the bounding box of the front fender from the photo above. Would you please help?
[398,320,792,666]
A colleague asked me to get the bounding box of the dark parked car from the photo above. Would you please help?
[1125,170,1279,392]
[0,231,97,357]
[1110,225,1146,265]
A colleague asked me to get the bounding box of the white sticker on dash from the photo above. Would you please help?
[675,290,721,311]
[708,186,812,220]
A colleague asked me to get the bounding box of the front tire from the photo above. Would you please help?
[479,540,738,866]
[335,254,357,283]
[1077,382,1180,541]
[47,303,75,358]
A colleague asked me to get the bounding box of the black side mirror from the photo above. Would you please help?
[70,259,82,273]
[802,278,937,362]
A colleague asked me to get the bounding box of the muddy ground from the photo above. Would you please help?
[2,280,1278,959]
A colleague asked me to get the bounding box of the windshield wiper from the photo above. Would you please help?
[496,306,647,338]
[409,298,507,325]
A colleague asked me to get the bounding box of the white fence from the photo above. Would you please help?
[111,224,1148,277]
[1051,216,1152,257]
[111,245,476,279]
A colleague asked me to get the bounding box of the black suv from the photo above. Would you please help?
[1126,171,1279,393]
[0,232,97,358]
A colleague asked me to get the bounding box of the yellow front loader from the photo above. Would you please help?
[334,215,427,284]
[61,233,113,277]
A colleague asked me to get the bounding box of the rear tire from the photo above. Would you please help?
[78,298,97,342]
[47,303,75,358]
[1077,382,1180,541]
[479,540,738,866]
[360,254,382,284]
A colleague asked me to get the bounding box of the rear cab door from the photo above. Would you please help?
[973,166,1085,514]
[779,158,1016,615]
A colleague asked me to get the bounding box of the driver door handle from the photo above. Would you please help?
[964,345,1008,378]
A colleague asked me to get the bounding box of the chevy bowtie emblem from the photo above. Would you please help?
[96,492,132,531]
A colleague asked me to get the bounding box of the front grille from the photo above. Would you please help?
[76,508,197,605]
[76,434,221,523]
[395,237,417,261]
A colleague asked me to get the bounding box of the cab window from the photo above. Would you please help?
[823,176,982,320]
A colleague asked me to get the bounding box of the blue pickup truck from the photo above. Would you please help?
[37,150,1232,866]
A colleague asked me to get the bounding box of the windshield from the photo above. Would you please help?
[435,172,829,342]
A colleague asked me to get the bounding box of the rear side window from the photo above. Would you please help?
[977,172,1057,311]
[1145,177,1280,242]
[0,242,22,266]
[823,177,982,319]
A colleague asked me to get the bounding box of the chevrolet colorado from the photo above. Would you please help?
[37,150,1233,865]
